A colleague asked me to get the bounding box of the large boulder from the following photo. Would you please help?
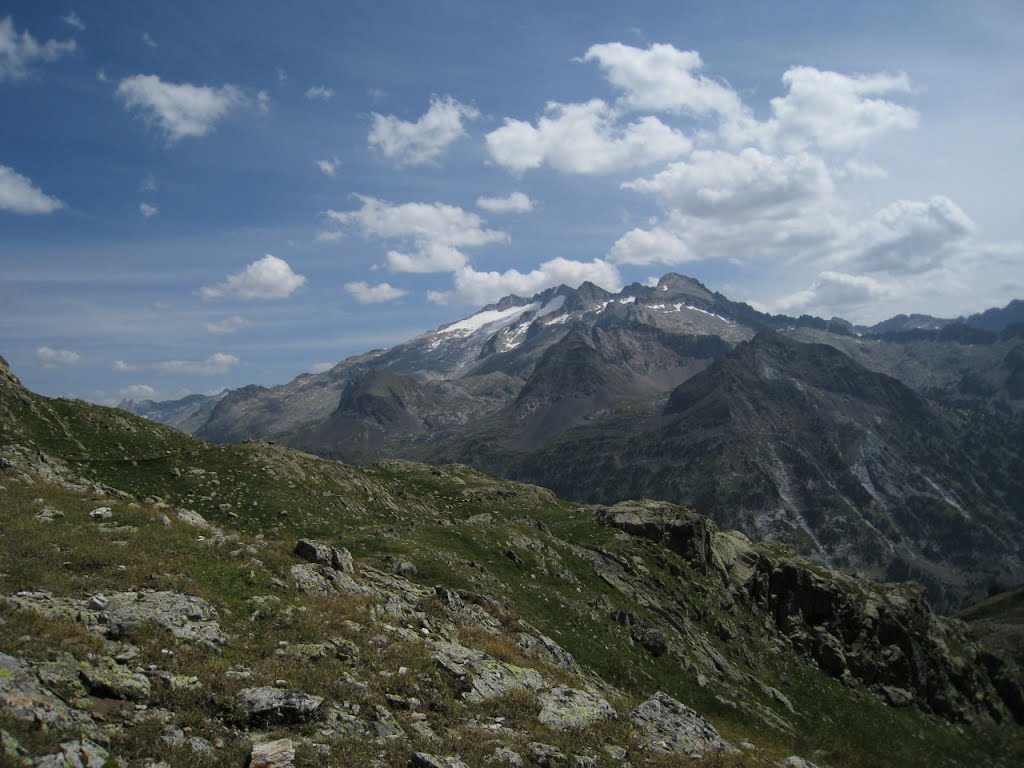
[630,692,734,756]
[236,687,324,725]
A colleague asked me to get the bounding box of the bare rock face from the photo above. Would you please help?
[410,753,470,768]
[630,692,734,757]
[32,738,108,768]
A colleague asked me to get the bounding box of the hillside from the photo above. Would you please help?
[3,352,1024,767]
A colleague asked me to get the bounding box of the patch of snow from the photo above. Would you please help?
[544,313,573,325]
[441,301,540,336]
[660,284,668,291]
[618,295,636,304]
[682,304,733,324]
[535,295,566,318]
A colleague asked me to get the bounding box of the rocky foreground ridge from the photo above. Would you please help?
[2,353,1022,767]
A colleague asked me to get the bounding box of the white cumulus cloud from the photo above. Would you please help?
[36,346,80,367]
[486,99,690,174]
[344,281,408,304]
[840,195,976,275]
[775,271,896,316]
[116,74,247,142]
[0,16,76,82]
[441,258,623,306]
[200,255,306,300]
[609,227,695,265]
[729,66,918,153]
[369,95,479,166]
[327,195,507,274]
[583,42,743,118]
[0,165,64,214]
[154,353,240,376]
[476,192,534,214]
[119,384,157,400]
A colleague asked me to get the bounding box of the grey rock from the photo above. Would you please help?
[371,704,405,739]
[881,685,914,708]
[236,686,324,724]
[410,754,469,768]
[484,747,523,766]
[537,686,616,729]
[175,509,210,528]
[0,653,99,738]
[249,738,295,768]
[630,692,734,756]
[528,743,567,767]
[290,563,369,597]
[79,662,151,702]
[88,507,113,520]
[432,640,545,703]
[781,758,821,768]
[294,538,354,573]
[602,745,628,761]
[33,506,64,523]
[32,739,107,768]
[101,591,226,647]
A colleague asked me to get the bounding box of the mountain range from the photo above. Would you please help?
[122,275,1024,610]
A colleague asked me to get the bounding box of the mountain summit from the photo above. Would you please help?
[122,275,1024,609]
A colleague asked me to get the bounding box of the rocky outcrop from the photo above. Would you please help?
[3,590,226,647]
[600,501,1019,723]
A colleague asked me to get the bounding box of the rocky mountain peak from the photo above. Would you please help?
[656,273,715,304]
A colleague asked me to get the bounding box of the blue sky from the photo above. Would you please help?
[2,1,1022,402]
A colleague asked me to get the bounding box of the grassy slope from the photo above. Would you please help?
[1,372,1022,767]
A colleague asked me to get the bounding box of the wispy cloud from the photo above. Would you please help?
[0,165,64,214]
[205,315,247,334]
[305,85,334,101]
[62,12,86,32]
[139,202,158,218]
[153,353,240,375]
[0,17,76,82]
[36,346,80,367]
[476,192,534,214]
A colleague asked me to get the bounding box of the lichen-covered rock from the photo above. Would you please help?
[528,742,568,767]
[432,640,545,703]
[100,591,226,647]
[290,563,369,596]
[32,739,107,767]
[249,738,295,768]
[781,757,821,768]
[537,687,616,729]
[630,692,734,756]
[79,661,151,702]
[236,686,324,724]
[484,747,523,766]
[0,653,99,738]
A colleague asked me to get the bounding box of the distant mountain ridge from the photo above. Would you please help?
[120,275,1024,609]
